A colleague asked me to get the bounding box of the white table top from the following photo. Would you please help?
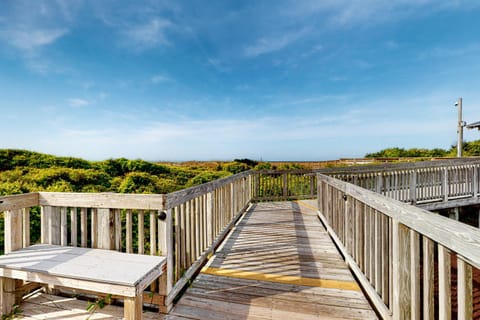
[0,244,166,287]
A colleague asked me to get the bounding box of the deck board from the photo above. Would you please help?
[167,200,378,320]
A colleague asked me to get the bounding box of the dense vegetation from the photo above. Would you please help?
[0,150,263,196]
[365,140,480,158]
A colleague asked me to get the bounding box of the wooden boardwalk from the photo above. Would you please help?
[166,201,377,320]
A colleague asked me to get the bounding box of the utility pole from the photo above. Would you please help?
[455,97,464,157]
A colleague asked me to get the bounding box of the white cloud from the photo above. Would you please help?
[68,98,90,107]
[151,74,171,84]
[0,27,68,51]
[244,29,308,57]
[123,18,173,49]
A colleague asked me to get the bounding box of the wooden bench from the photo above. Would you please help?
[0,244,166,319]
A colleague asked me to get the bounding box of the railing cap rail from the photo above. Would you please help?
[317,158,480,175]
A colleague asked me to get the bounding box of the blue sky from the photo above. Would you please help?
[1,1,480,161]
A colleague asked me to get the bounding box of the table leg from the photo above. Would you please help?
[0,277,15,315]
[124,295,142,319]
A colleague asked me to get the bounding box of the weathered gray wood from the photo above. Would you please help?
[0,193,39,211]
[438,244,451,320]
[97,208,115,250]
[0,244,166,297]
[60,207,68,246]
[392,220,410,320]
[318,174,480,269]
[70,207,77,247]
[22,208,30,248]
[39,192,166,210]
[0,277,15,315]
[167,171,251,208]
[457,256,473,320]
[423,237,434,320]
[80,207,87,247]
[126,209,133,253]
[4,209,23,254]
[410,230,420,320]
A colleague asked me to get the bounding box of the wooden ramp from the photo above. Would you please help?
[167,201,377,320]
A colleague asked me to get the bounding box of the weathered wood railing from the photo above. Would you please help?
[320,160,480,210]
[163,170,252,308]
[252,169,317,201]
[318,173,480,320]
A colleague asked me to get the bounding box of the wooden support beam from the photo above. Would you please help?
[457,257,473,320]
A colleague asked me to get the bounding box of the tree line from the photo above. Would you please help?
[365,140,480,158]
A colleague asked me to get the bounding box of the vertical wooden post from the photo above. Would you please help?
[138,210,145,254]
[473,165,479,196]
[443,168,449,202]
[126,210,133,253]
[409,170,417,204]
[80,208,88,247]
[392,219,411,320]
[60,207,68,246]
[457,257,473,320]
[4,210,22,254]
[150,211,157,255]
[159,208,173,313]
[91,208,98,248]
[70,207,77,247]
[438,245,451,320]
[423,237,434,320]
[22,208,30,248]
[410,230,420,320]
[114,209,122,251]
[0,277,16,315]
[124,295,142,319]
[97,208,115,250]
[206,192,213,246]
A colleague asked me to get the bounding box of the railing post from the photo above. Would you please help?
[375,173,383,194]
[283,173,288,198]
[159,208,173,313]
[97,208,115,250]
[443,168,449,202]
[473,165,479,196]
[392,219,411,320]
[409,170,417,205]
[457,257,473,320]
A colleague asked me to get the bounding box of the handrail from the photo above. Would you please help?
[317,173,480,319]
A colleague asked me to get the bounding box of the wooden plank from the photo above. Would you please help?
[392,219,410,320]
[438,244,451,320]
[423,237,434,320]
[410,230,420,320]
[97,208,114,250]
[126,209,133,253]
[38,192,166,210]
[80,207,87,247]
[70,207,78,247]
[150,211,157,255]
[0,193,39,211]
[4,209,23,254]
[60,207,68,246]
[457,256,473,320]
[22,208,30,248]
[91,208,98,248]
[114,209,121,251]
[138,210,145,254]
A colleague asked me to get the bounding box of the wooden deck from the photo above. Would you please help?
[17,200,376,319]
[166,200,377,319]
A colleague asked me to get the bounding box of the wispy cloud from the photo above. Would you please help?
[151,74,171,84]
[0,27,68,51]
[123,18,173,50]
[68,98,90,107]
[244,28,308,57]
